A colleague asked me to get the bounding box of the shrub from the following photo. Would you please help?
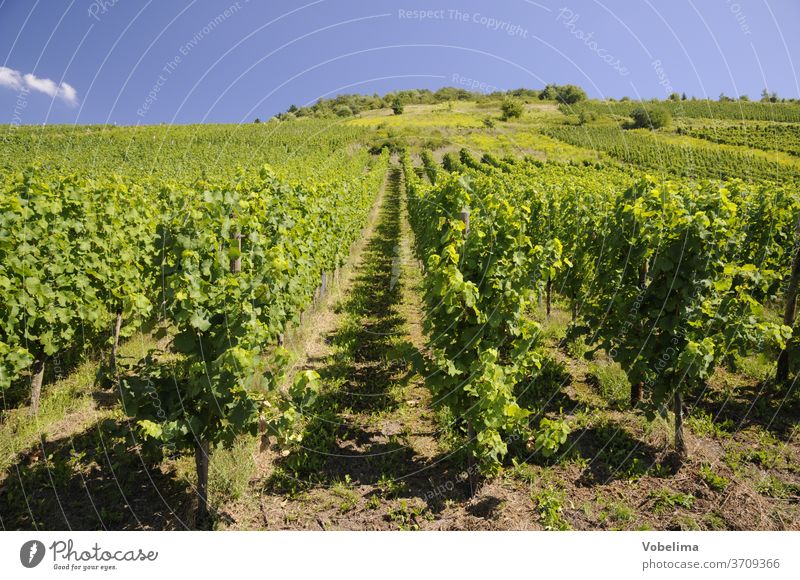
[501,98,524,120]
[540,84,587,105]
[556,84,587,105]
[391,98,404,115]
[577,110,596,125]
[334,105,353,117]
[630,106,671,129]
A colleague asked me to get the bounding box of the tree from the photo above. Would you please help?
[539,84,587,105]
[669,92,680,101]
[630,106,671,129]
[681,92,687,100]
[556,84,587,105]
[391,97,404,115]
[253,118,261,124]
[501,98,524,121]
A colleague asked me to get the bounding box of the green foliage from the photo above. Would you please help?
[686,410,734,439]
[630,106,672,129]
[681,122,800,157]
[698,463,730,492]
[649,489,695,513]
[404,156,568,474]
[542,84,587,105]
[530,417,571,458]
[543,125,800,181]
[587,361,630,408]
[534,487,571,530]
[501,98,524,120]
[572,99,800,123]
[579,177,791,423]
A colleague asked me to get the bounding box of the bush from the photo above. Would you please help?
[577,110,596,125]
[540,84,587,105]
[630,106,671,129]
[333,105,353,118]
[556,84,587,105]
[501,98,524,120]
[391,98,404,115]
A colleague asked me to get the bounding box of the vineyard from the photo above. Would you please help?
[1,95,799,531]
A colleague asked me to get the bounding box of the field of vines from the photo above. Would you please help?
[568,99,800,123]
[678,122,800,157]
[541,125,800,183]
[409,147,796,473]
[1,99,799,531]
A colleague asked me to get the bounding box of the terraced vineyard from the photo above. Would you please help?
[1,93,799,531]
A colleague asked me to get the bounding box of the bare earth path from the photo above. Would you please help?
[220,164,538,530]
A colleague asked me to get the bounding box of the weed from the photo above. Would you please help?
[755,475,800,499]
[386,500,431,530]
[674,515,701,530]
[596,495,633,526]
[698,463,730,492]
[377,474,409,499]
[209,437,256,505]
[704,511,728,530]
[566,337,589,360]
[331,476,359,514]
[686,410,733,439]
[649,489,695,514]
[533,487,571,530]
[732,352,774,382]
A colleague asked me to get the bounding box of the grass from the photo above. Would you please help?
[586,361,630,409]
[595,494,634,527]
[0,331,160,476]
[209,436,257,505]
[686,409,734,439]
[331,477,359,514]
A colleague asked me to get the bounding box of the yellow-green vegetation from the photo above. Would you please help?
[2,89,799,532]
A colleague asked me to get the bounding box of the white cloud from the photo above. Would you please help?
[0,66,78,106]
[0,66,23,91]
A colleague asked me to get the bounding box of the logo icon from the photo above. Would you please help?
[20,540,46,568]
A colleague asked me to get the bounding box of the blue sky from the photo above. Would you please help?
[1,0,798,125]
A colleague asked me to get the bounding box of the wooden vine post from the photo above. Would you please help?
[673,388,686,456]
[194,439,210,525]
[29,358,45,416]
[110,307,123,376]
[459,206,478,495]
[631,260,649,407]
[777,215,800,384]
